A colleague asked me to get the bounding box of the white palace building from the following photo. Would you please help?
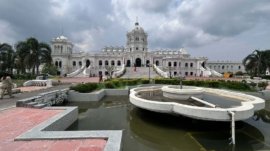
[51,21,244,78]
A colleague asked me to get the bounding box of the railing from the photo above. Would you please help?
[16,89,68,108]
[67,65,86,77]
[23,79,53,87]
[113,64,126,78]
[153,64,168,78]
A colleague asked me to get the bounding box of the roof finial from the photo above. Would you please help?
[135,16,139,26]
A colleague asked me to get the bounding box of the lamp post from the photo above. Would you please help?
[148,63,151,81]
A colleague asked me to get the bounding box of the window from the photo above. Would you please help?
[190,72,193,76]
[179,62,181,67]
[222,66,224,69]
[135,37,139,41]
[174,72,177,76]
[185,72,188,76]
[111,60,115,66]
[155,60,159,66]
[238,66,241,69]
[174,62,177,67]
[73,61,76,66]
[130,48,132,51]
[168,62,172,67]
[79,61,82,66]
[190,63,193,68]
[117,60,121,66]
[59,61,62,68]
[99,60,102,66]
[55,61,58,67]
[143,48,144,51]
[185,63,188,67]
[105,60,109,65]
[136,47,138,50]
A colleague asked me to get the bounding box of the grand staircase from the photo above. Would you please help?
[121,67,160,79]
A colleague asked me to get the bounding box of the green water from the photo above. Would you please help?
[66,96,270,151]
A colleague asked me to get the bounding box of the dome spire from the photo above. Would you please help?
[135,16,139,26]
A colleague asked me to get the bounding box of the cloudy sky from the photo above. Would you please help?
[0,0,270,61]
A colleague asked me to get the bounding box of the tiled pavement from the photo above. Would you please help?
[0,108,106,151]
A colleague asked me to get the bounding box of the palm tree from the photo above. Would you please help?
[243,50,270,76]
[15,37,52,75]
[0,43,15,74]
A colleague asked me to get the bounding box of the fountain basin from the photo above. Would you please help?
[161,85,203,100]
[129,86,265,121]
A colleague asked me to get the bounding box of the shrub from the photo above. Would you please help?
[70,83,99,93]
[104,81,115,89]
[258,82,268,90]
[141,79,150,84]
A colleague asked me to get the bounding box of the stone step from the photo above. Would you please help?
[33,104,47,109]
[26,102,38,107]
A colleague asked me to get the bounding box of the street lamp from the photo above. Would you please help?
[148,63,151,81]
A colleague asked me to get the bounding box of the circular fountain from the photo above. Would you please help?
[129,85,265,121]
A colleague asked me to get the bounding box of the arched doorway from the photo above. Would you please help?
[126,60,131,67]
[135,58,141,67]
[155,60,159,66]
[146,60,150,67]
[86,59,90,68]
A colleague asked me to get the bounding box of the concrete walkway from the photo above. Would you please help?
[0,84,71,111]
[0,107,106,151]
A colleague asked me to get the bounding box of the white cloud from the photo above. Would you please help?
[0,20,17,44]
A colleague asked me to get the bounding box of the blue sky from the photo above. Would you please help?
[0,0,270,61]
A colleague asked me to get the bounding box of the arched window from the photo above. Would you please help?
[222,65,225,69]
[99,60,102,66]
[190,72,193,76]
[238,66,241,69]
[59,61,62,68]
[190,63,193,68]
[155,60,159,66]
[55,61,58,67]
[174,62,177,67]
[168,62,172,67]
[79,61,82,66]
[117,60,121,66]
[105,60,109,66]
[73,61,76,66]
[185,63,188,67]
[135,37,139,41]
[111,60,115,66]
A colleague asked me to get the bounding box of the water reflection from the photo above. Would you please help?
[66,96,270,151]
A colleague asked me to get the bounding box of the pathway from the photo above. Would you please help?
[0,107,106,151]
[121,67,160,79]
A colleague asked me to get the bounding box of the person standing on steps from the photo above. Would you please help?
[0,73,14,99]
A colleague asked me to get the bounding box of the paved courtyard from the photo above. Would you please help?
[0,107,106,151]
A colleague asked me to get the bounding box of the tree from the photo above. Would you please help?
[15,37,52,75]
[243,50,263,76]
[41,63,58,75]
[0,43,15,74]
[105,65,116,80]
[243,49,270,77]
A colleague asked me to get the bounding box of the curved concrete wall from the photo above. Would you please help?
[129,86,265,121]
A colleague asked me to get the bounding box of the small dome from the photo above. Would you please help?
[57,35,68,40]
[179,48,188,54]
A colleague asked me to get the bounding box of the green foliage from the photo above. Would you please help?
[70,83,99,93]
[258,82,268,90]
[262,75,270,80]
[12,73,35,80]
[41,64,58,75]
[70,78,254,93]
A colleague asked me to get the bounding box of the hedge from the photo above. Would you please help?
[70,78,254,93]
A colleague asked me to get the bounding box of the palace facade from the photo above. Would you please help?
[51,21,242,77]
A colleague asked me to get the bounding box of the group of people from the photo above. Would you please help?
[0,73,14,99]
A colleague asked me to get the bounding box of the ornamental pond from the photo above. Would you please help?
[66,95,270,151]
